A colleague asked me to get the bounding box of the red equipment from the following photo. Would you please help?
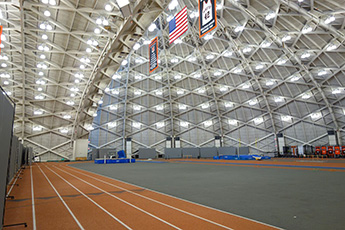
[334,146,341,156]
[315,146,321,155]
[327,146,334,158]
[321,146,327,155]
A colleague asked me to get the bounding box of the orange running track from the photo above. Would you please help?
[4,162,282,230]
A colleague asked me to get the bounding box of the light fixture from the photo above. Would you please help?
[39,22,53,30]
[156,105,164,111]
[134,75,142,80]
[133,43,140,50]
[255,64,264,70]
[311,112,322,120]
[98,100,103,105]
[174,75,182,80]
[204,120,213,127]
[94,28,101,34]
[325,15,335,24]
[176,89,184,95]
[135,58,143,64]
[243,47,252,54]
[93,113,97,117]
[36,80,46,86]
[80,57,90,63]
[179,104,187,110]
[190,11,199,19]
[291,75,300,81]
[198,88,206,93]
[42,34,48,40]
[234,68,242,74]
[223,51,232,57]
[242,83,250,89]
[156,121,165,128]
[70,87,79,92]
[169,0,178,10]
[111,89,120,95]
[332,88,342,94]
[281,115,291,122]
[35,95,45,100]
[155,75,162,80]
[38,44,49,51]
[121,60,128,66]
[37,87,43,91]
[224,102,233,108]
[206,54,214,60]
[282,35,291,42]
[33,125,43,131]
[34,110,44,115]
[174,39,182,44]
[66,101,75,105]
[75,73,84,79]
[201,103,209,109]
[0,54,9,61]
[180,121,189,127]
[188,56,197,62]
[171,58,178,63]
[148,23,157,32]
[204,34,213,40]
[275,97,284,102]
[228,119,238,125]
[265,12,276,21]
[108,121,117,128]
[96,17,103,25]
[134,91,141,96]
[70,93,75,97]
[105,3,112,11]
[277,59,287,65]
[193,73,202,78]
[63,114,71,119]
[302,26,313,34]
[262,41,271,48]
[0,73,10,78]
[254,117,264,124]
[302,93,311,99]
[301,52,311,59]
[318,70,327,76]
[44,10,51,17]
[1,63,7,68]
[86,48,92,53]
[39,54,46,59]
[132,122,141,129]
[86,124,94,131]
[3,80,9,85]
[219,86,227,92]
[112,73,121,80]
[327,44,337,51]
[0,34,6,41]
[60,128,69,134]
[49,0,56,5]
[266,81,274,86]
[143,40,151,45]
[155,90,163,95]
[133,105,141,110]
[214,71,222,76]
[234,25,244,33]
[109,105,118,110]
[249,100,257,105]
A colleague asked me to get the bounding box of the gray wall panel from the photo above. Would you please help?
[164,148,182,159]
[0,91,15,229]
[98,148,117,158]
[138,148,156,159]
[200,147,218,158]
[239,147,250,155]
[182,148,200,158]
[218,147,237,155]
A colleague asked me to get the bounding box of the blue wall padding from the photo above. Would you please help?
[94,158,135,164]
[117,150,126,158]
[213,155,271,160]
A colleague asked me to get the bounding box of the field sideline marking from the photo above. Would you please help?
[30,166,37,230]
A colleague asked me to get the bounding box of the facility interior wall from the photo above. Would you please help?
[0,90,15,229]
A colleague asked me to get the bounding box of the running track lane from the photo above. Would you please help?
[4,167,34,229]
[58,163,282,230]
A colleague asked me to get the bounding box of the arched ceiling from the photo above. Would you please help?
[1,0,345,159]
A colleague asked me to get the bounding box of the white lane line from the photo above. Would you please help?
[67,166,283,230]
[7,169,22,197]
[30,166,37,230]
[44,166,132,230]
[62,165,235,230]
[53,166,182,230]
[37,165,85,230]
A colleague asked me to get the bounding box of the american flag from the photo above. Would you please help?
[169,6,188,44]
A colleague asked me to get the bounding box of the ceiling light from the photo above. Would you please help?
[34,95,45,100]
[243,47,252,54]
[135,58,143,64]
[197,88,206,94]
[44,10,51,17]
[204,120,213,127]
[42,0,49,3]
[37,87,43,91]
[174,39,182,44]
[242,84,250,89]
[174,75,182,80]
[281,115,291,121]
[325,15,335,24]
[121,60,128,66]
[155,90,163,95]
[3,80,9,85]
[255,64,264,70]
[103,19,109,26]
[134,75,142,80]
[254,117,264,124]
[234,68,242,74]
[318,70,327,76]
[190,11,199,19]
[38,71,44,76]
[188,57,197,62]
[108,121,117,128]
[169,0,178,10]
[92,112,97,117]
[282,35,291,42]
[0,55,8,61]
[201,103,209,109]
[36,79,46,85]
[179,104,187,110]
[206,54,214,60]
[156,105,164,110]
[134,91,141,96]
[34,110,44,115]
[143,40,151,45]
[193,74,202,78]
[132,122,141,128]
[96,18,103,25]
[133,43,140,50]
[249,99,257,105]
[262,41,271,48]
[0,73,10,78]
[0,44,4,49]
[46,24,52,30]
[176,89,184,95]
[224,102,233,108]
[86,124,94,131]
[332,88,342,94]
[291,75,300,81]
[234,25,244,33]
[277,59,287,65]
[265,12,276,21]
[266,81,274,86]
[70,87,79,92]
[180,121,189,127]
[60,128,69,134]
[86,48,92,53]
[274,97,284,103]
[223,51,232,57]
[171,58,178,63]
[111,89,120,95]
[63,114,71,119]
[1,63,7,68]
[94,28,101,34]
[109,105,118,110]
[156,121,165,128]
[204,34,213,40]
[74,79,80,83]
[66,101,75,106]
[214,71,221,76]
[148,23,157,32]
[155,75,162,80]
[327,44,337,51]
[133,105,141,110]
[298,0,304,2]
[41,34,48,40]
[311,112,322,120]
[49,0,56,5]
[302,94,311,99]
[39,54,46,59]
[228,119,238,125]
[219,86,227,92]
[301,52,311,59]
[33,126,43,131]
[105,3,112,11]
[302,26,313,34]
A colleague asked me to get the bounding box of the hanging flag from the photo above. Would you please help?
[169,6,188,44]
[0,25,3,53]
[149,37,158,73]
[199,0,217,38]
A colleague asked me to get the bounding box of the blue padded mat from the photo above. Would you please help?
[213,155,271,160]
[94,158,135,164]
